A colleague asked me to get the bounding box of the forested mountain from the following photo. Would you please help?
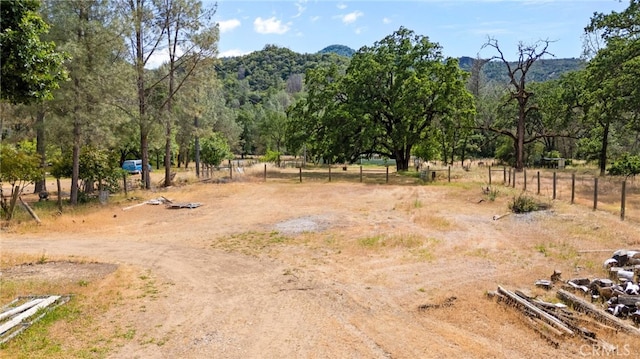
[217,46,586,98]
[318,44,356,57]
[217,45,350,95]
[458,56,586,83]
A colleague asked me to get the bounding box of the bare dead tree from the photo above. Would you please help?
[481,37,554,171]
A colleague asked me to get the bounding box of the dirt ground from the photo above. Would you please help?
[2,168,640,358]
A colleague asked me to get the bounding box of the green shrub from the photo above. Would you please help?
[509,194,539,213]
[608,154,640,178]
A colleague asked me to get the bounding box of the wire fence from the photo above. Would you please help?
[487,166,639,223]
[194,160,639,223]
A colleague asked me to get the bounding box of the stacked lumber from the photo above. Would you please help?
[0,295,70,344]
[489,250,640,351]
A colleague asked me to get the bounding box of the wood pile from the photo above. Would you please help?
[0,295,71,344]
[489,250,640,348]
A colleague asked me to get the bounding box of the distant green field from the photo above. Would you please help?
[358,158,396,166]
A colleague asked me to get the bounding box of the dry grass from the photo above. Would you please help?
[1,163,640,358]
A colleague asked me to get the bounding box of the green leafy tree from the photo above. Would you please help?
[608,154,640,178]
[288,27,474,171]
[200,133,232,167]
[0,144,43,220]
[0,0,67,104]
[43,0,129,204]
[118,0,219,188]
[584,1,640,175]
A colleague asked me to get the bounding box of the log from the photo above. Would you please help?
[18,197,41,224]
[617,295,640,306]
[498,286,574,336]
[557,289,640,335]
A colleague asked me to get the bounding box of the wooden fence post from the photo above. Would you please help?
[360,166,363,183]
[299,167,302,183]
[621,181,626,221]
[553,172,557,200]
[512,169,516,188]
[503,167,506,184]
[523,169,527,191]
[448,166,451,183]
[571,173,575,204]
[264,164,267,182]
[229,161,233,179]
[593,177,599,211]
[386,166,389,183]
[537,171,540,195]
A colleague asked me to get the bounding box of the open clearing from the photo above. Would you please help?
[1,170,640,358]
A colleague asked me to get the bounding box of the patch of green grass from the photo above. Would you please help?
[411,248,435,262]
[413,198,423,208]
[212,231,295,256]
[358,235,383,247]
[37,250,47,264]
[535,244,548,257]
[487,187,499,201]
[534,241,578,261]
[467,248,490,259]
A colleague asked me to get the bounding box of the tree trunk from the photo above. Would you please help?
[194,117,200,178]
[395,147,411,171]
[515,103,526,171]
[599,120,610,176]
[70,116,81,205]
[141,131,150,188]
[34,108,47,194]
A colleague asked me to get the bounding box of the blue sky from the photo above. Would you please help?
[210,0,628,60]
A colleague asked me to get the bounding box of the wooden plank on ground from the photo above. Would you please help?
[498,286,574,336]
[0,298,44,321]
[0,296,60,335]
[557,289,640,336]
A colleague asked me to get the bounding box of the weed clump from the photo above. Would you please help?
[509,194,539,213]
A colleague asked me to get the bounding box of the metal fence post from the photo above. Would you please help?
[571,173,575,204]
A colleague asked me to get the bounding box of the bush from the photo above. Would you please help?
[608,154,640,178]
[261,150,281,164]
[509,194,539,213]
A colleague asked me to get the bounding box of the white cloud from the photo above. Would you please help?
[218,19,241,33]
[337,3,347,10]
[218,49,251,58]
[310,15,320,22]
[339,11,363,25]
[145,46,184,69]
[382,17,391,24]
[254,16,290,34]
[293,0,307,18]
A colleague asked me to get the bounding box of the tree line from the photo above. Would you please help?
[2,0,640,220]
